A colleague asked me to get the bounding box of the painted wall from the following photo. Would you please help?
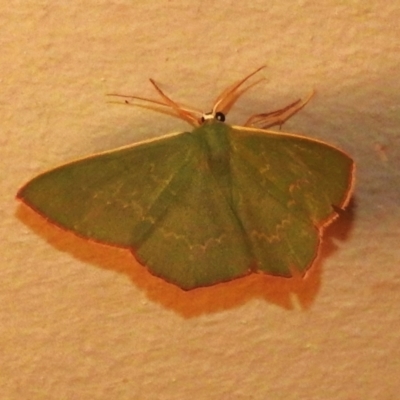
[2,1,399,399]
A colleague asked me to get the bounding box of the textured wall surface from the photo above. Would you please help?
[2,1,399,399]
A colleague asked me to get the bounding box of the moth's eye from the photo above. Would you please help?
[215,112,225,122]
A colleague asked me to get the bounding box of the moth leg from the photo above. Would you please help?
[244,90,314,129]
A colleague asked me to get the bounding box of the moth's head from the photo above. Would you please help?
[200,111,226,125]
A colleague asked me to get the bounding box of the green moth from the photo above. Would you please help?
[17,67,355,290]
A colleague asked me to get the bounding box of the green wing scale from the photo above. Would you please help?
[230,126,353,278]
